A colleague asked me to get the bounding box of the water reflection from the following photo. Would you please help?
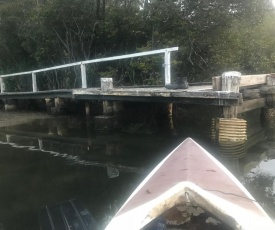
[1,133,145,177]
[0,118,275,228]
[0,138,142,229]
[220,141,275,220]
[0,118,182,229]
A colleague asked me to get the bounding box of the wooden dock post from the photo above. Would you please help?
[212,71,248,158]
[45,98,54,114]
[221,71,241,118]
[4,99,18,111]
[85,102,91,117]
[94,78,117,132]
[101,78,113,91]
[167,103,177,135]
[54,98,66,115]
[84,101,94,146]
[101,78,113,115]
[103,101,113,115]
[113,101,124,115]
[261,74,275,135]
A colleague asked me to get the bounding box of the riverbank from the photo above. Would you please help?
[0,111,52,128]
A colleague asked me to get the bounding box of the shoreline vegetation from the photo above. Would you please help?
[0,1,274,92]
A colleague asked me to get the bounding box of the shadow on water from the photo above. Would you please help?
[0,117,188,229]
[218,129,275,221]
[0,117,275,229]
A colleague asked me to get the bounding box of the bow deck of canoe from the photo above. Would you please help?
[105,138,275,230]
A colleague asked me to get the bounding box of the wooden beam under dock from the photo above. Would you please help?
[237,98,266,114]
[73,86,242,106]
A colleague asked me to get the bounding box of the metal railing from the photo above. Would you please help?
[0,47,178,93]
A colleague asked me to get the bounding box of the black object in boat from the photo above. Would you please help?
[39,199,98,230]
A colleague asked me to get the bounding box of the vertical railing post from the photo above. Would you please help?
[81,63,87,88]
[0,77,5,93]
[32,72,37,92]
[164,50,171,85]
[0,77,2,93]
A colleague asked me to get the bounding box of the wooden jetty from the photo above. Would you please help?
[0,84,240,105]
[0,72,271,116]
[1,47,275,156]
[0,47,269,115]
[0,129,144,174]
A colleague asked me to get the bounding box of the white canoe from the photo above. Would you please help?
[105,138,275,230]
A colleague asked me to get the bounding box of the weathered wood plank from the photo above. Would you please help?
[222,72,241,92]
[260,85,275,95]
[239,74,267,87]
[73,86,242,105]
[266,73,275,86]
[74,94,239,105]
[212,76,221,91]
[213,74,267,90]
[74,87,241,99]
[101,78,113,91]
[237,98,266,113]
[220,72,241,118]
[0,86,241,106]
[241,89,261,99]
[266,95,275,107]
[0,89,73,99]
[223,106,237,118]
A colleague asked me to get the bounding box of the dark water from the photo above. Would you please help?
[0,117,274,229]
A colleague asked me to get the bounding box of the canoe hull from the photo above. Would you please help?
[105,138,275,230]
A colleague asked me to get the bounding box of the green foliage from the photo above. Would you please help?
[209,11,275,75]
[0,0,275,90]
[4,76,32,92]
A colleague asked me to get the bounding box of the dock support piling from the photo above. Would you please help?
[101,78,114,116]
[94,78,116,132]
[113,101,124,115]
[223,107,237,119]
[221,71,241,118]
[103,101,113,116]
[84,101,94,146]
[262,74,275,138]
[85,102,91,117]
[101,78,113,91]
[4,99,18,111]
[214,71,247,158]
[45,98,54,114]
[54,98,65,115]
[167,103,177,135]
